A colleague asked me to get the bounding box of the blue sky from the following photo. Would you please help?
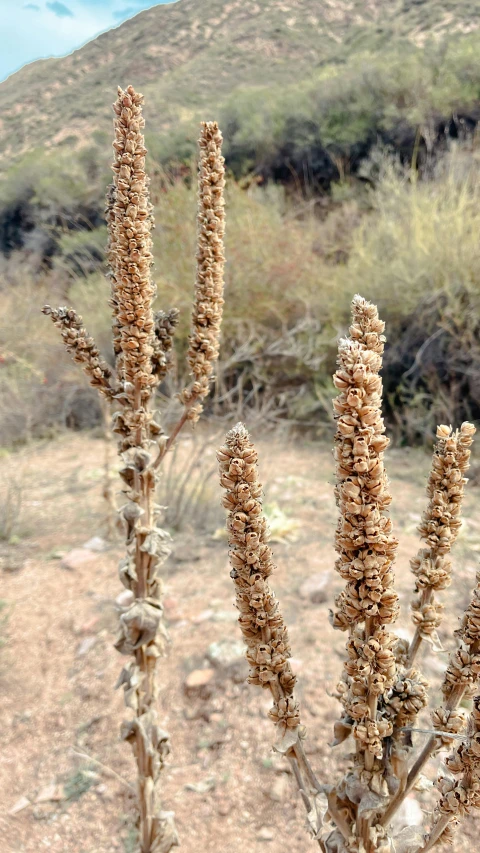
[0,0,174,82]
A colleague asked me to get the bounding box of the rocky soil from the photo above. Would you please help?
[1,431,479,852]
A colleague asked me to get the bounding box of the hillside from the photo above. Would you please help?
[0,0,479,169]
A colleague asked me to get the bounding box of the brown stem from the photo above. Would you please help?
[415,814,450,853]
[326,790,352,843]
[152,395,199,471]
[382,684,466,827]
[286,752,326,852]
[407,588,433,668]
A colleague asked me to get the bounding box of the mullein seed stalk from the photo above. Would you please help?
[44,86,225,853]
[218,296,478,853]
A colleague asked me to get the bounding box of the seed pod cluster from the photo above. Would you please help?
[409,422,476,656]
[331,295,399,787]
[385,669,429,729]
[110,85,156,416]
[42,305,114,399]
[151,308,180,382]
[180,122,225,424]
[331,296,398,632]
[217,423,300,734]
[428,696,480,845]
[441,569,480,704]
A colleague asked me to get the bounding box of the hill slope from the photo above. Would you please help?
[0,0,479,168]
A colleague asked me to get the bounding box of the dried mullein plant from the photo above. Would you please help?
[44,85,225,853]
[217,296,478,853]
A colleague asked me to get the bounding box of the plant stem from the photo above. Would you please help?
[153,396,199,470]
[407,588,433,668]
[382,684,466,827]
[415,814,450,853]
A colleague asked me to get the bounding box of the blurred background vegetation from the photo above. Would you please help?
[1,0,480,448]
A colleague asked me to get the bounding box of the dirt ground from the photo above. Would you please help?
[1,429,479,853]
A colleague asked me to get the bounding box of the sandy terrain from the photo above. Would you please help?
[0,430,479,852]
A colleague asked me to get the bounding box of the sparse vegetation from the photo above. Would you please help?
[217,297,479,852]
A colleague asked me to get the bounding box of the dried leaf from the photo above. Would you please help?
[115,598,163,655]
[141,527,172,560]
[331,719,353,747]
[121,502,145,523]
[115,663,145,711]
[307,792,329,839]
[273,726,300,755]
[118,556,137,590]
[324,828,349,853]
[424,630,444,653]
[151,810,179,852]
[392,826,425,853]
[358,790,388,820]
[121,712,170,779]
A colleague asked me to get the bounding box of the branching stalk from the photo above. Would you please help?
[216,295,479,853]
[44,86,225,853]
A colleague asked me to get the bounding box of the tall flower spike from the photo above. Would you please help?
[408,422,476,664]
[217,424,330,845]
[331,296,399,793]
[44,85,229,853]
[218,423,300,734]
[180,121,225,424]
[110,85,156,412]
[42,305,114,399]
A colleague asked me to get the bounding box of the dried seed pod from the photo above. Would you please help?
[180,122,225,422]
[42,306,114,399]
[426,696,480,845]
[331,296,399,785]
[151,308,179,381]
[408,422,476,664]
[109,85,156,424]
[217,423,300,736]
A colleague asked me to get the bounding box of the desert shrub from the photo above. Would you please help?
[2,144,480,446]
[332,145,480,440]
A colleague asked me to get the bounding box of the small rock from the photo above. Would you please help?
[35,785,65,804]
[78,615,100,634]
[95,784,112,800]
[299,572,331,604]
[115,589,134,608]
[9,796,31,815]
[192,609,214,624]
[185,776,216,794]
[268,774,288,803]
[77,636,97,657]
[206,639,245,669]
[257,827,275,841]
[185,668,215,689]
[48,550,67,560]
[60,549,97,571]
[172,544,201,564]
[83,536,108,552]
[0,555,25,573]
